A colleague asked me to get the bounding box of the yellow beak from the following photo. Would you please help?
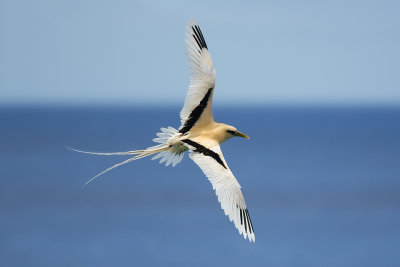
[234,131,250,139]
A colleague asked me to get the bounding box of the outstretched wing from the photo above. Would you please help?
[183,140,255,242]
[179,20,216,134]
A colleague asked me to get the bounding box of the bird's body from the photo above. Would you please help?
[74,20,255,242]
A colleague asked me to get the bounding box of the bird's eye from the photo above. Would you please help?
[226,130,235,135]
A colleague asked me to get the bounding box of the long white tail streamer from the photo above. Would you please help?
[69,126,184,188]
[67,146,162,156]
[68,145,168,188]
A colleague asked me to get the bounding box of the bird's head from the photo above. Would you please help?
[224,125,250,141]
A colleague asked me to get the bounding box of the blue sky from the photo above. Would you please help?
[0,0,399,106]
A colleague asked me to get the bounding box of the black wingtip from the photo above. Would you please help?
[246,209,254,234]
[191,24,208,50]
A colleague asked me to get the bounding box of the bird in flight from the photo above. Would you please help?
[73,20,255,242]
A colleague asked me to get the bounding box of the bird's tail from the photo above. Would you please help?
[151,126,185,167]
[69,126,184,188]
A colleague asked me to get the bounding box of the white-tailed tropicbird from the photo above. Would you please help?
[73,20,255,242]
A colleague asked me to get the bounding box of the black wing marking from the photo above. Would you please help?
[182,139,227,169]
[239,208,254,235]
[246,209,254,234]
[179,88,213,134]
[192,25,208,50]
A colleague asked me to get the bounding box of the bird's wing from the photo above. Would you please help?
[182,140,255,242]
[179,20,216,134]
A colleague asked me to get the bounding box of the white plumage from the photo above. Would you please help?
[180,20,216,127]
[72,20,255,242]
[188,145,255,242]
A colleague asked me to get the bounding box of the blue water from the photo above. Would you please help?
[1,106,399,266]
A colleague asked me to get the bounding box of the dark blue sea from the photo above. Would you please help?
[1,106,399,266]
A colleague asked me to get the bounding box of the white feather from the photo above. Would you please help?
[150,127,186,167]
[180,20,216,129]
[188,145,255,242]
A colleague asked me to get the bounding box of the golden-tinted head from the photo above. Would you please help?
[225,126,250,140]
[210,123,250,144]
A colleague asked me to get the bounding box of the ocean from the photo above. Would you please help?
[1,106,399,266]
